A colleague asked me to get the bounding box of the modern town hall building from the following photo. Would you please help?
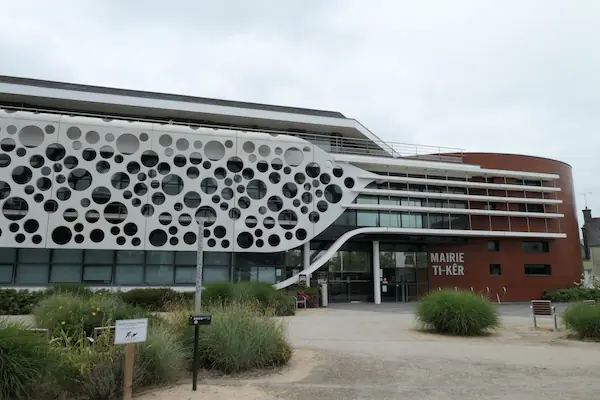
[0,76,581,302]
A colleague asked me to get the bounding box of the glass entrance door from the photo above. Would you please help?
[326,250,373,303]
[380,251,428,302]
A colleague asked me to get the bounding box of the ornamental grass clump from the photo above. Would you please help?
[416,290,500,336]
[563,302,600,339]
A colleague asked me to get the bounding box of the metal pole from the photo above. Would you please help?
[192,325,200,391]
[195,218,205,314]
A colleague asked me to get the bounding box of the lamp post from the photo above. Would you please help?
[195,217,205,313]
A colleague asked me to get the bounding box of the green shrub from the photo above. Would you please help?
[0,289,45,315]
[34,292,153,337]
[417,290,500,336]
[543,287,600,302]
[0,322,65,399]
[137,322,187,385]
[121,288,187,311]
[563,303,600,339]
[178,302,293,374]
[202,282,236,305]
[202,282,295,316]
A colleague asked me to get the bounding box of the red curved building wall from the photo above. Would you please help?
[427,153,581,301]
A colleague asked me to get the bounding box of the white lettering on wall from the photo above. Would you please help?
[430,252,465,276]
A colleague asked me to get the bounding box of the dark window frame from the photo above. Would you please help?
[524,264,552,276]
[489,264,502,276]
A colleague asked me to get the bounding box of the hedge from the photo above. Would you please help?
[542,287,600,302]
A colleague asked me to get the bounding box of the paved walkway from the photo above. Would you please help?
[138,304,600,400]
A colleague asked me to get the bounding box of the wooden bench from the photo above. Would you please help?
[530,300,558,331]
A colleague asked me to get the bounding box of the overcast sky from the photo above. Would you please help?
[1,0,598,227]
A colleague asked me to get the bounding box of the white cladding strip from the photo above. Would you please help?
[273,226,566,289]
[344,203,564,219]
[361,174,561,193]
[336,153,560,180]
[355,188,563,205]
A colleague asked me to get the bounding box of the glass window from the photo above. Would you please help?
[19,249,50,263]
[334,210,357,226]
[527,204,545,213]
[203,266,229,283]
[524,264,551,276]
[145,265,174,284]
[115,265,144,285]
[402,212,424,228]
[522,241,549,253]
[83,265,112,283]
[176,251,196,265]
[489,264,502,276]
[0,265,13,283]
[285,249,302,267]
[175,266,196,284]
[16,264,49,284]
[204,252,231,266]
[357,211,378,226]
[53,249,83,263]
[85,250,114,264]
[146,251,175,265]
[50,265,82,283]
[116,250,144,264]
[0,248,16,263]
[487,240,500,252]
[257,267,276,283]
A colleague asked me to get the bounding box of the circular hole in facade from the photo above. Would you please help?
[157,162,171,175]
[64,156,78,169]
[267,196,283,212]
[284,147,304,166]
[195,206,217,226]
[14,233,24,243]
[116,236,126,245]
[211,195,220,204]
[257,161,268,173]
[243,141,255,153]
[0,154,11,168]
[162,174,184,196]
[190,152,202,165]
[24,219,39,233]
[68,168,93,191]
[263,217,275,229]
[63,208,78,222]
[309,211,320,223]
[306,162,320,178]
[269,172,280,184]
[159,135,172,147]
[32,234,42,244]
[19,125,45,148]
[30,155,44,168]
[91,186,111,204]
[176,138,189,151]
[258,145,270,157]
[344,177,355,188]
[320,174,331,184]
[228,208,241,220]
[82,148,96,161]
[221,187,233,200]
[255,229,263,238]
[123,190,132,200]
[111,172,130,190]
[242,168,254,180]
[67,127,81,140]
[141,150,159,167]
[271,158,283,170]
[205,141,225,161]
[183,232,197,244]
[24,185,34,195]
[80,198,90,207]
[333,167,344,177]
[132,237,141,246]
[194,140,202,149]
[152,192,166,205]
[51,226,72,245]
[184,191,201,208]
[224,140,233,148]
[325,184,343,203]
[86,210,100,223]
[100,145,114,159]
[149,229,168,246]
[140,133,149,142]
[282,182,297,198]
[237,232,253,249]
[132,198,141,207]
[275,147,282,155]
[200,177,218,194]
[0,181,10,199]
[96,161,110,173]
[301,192,312,204]
[222,240,230,248]
[104,202,128,224]
[134,183,147,196]
[268,235,280,247]
[278,209,298,230]
[170,237,179,245]
[187,167,199,179]
[214,226,226,238]
[294,173,306,184]
[10,223,18,233]
[293,199,301,207]
[56,187,71,201]
[203,161,211,169]
[127,162,141,174]
[142,204,154,217]
[179,213,192,226]
[247,179,267,200]
[174,202,183,211]
[7,125,17,134]
[316,189,323,197]
[245,216,257,228]
[317,200,329,212]
[105,133,115,142]
[159,212,172,225]
[214,167,226,179]
[238,196,250,209]
[56,174,66,184]
[44,200,58,213]
[174,155,186,167]
[74,223,84,232]
[227,157,243,173]
[90,229,105,243]
[285,232,293,240]
[86,131,100,144]
[1,138,16,152]
[124,223,138,236]
[12,166,32,184]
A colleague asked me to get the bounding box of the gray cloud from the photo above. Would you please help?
[1,0,599,225]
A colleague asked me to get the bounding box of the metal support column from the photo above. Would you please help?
[373,241,381,305]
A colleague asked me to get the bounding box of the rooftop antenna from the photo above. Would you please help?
[583,192,592,209]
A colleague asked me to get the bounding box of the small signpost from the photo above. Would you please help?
[115,318,148,400]
[189,314,212,391]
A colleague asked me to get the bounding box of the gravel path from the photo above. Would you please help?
[136,305,600,399]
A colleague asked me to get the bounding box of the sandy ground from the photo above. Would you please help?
[127,306,600,400]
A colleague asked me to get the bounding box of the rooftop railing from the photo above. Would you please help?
[0,104,464,163]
